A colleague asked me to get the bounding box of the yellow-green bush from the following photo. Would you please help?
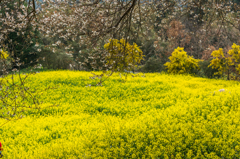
[228,43,240,73]
[164,47,201,74]
[1,70,240,158]
[209,43,240,80]
[208,48,233,77]
[104,39,144,72]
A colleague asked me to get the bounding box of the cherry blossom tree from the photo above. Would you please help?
[0,0,55,123]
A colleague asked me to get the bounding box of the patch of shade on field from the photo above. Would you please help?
[1,70,240,158]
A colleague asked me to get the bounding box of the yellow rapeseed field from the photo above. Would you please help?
[1,70,240,158]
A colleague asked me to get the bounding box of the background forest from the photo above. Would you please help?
[1,0,240,80]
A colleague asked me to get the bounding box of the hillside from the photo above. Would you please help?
[1,71,240,158]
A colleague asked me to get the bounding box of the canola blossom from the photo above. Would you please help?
[0,70,240,158]
[0,49,8,59]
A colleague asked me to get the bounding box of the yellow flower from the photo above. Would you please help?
[0,49,9,59]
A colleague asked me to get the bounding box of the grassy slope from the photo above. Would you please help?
[1,70,240,158]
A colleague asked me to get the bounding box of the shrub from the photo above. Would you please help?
[208,43,240,80]
[164,47,201,74]
[103,39,144,73]
[139,56,164,73]
[208,48,233,78]
[38,47,74,70]
[228,43,240,73]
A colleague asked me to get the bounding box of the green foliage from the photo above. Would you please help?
[0,0,40,69]
[39,47,73,70]
[134,32,158,63]
[164,47,201,74]
[79,48,106,71]
[198,58,221,79]
[2,28,40,69]
[140,56,165,73]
